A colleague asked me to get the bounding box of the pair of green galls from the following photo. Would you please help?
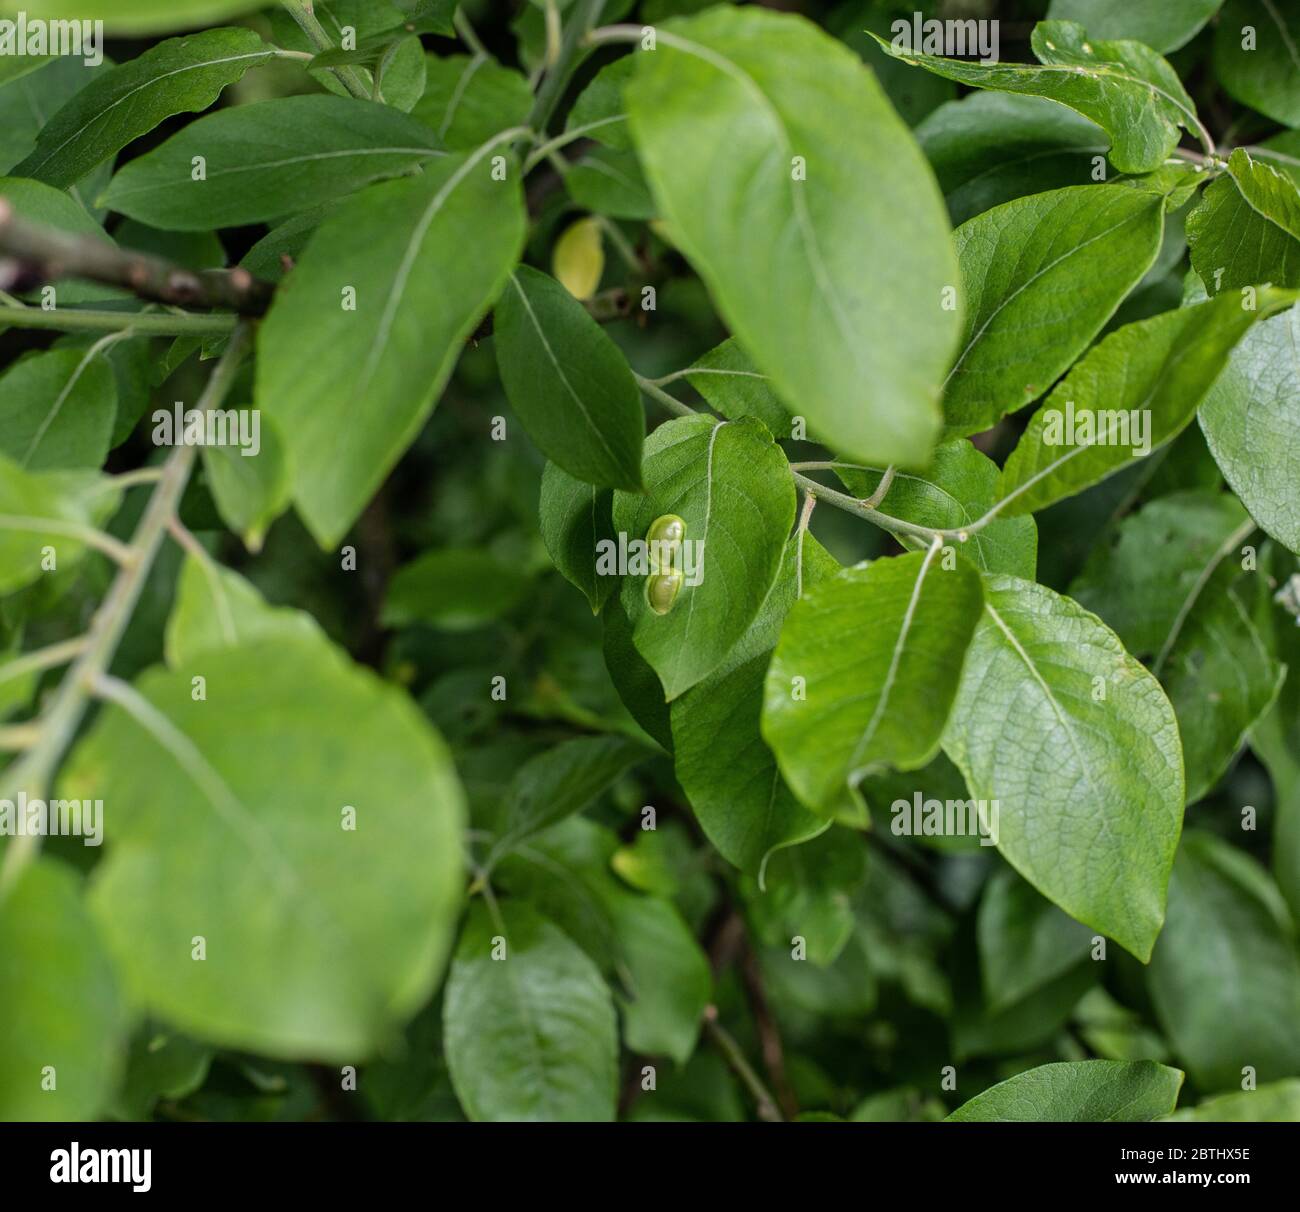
[645,514,687,615]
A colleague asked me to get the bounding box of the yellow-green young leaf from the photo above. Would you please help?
[1165,1080,1300,1122]
[565,54,634,151]
[874,19,1202,174]
[0,346,116,471]
[539,461,616,614]
[916,93,1108,226]
[0,456,120,595]
[946,1060,1184,1122]
[201,408,291,554]
[995,290,1299,517]
[551,216,605,301]
[4,1,267,35]
[255,142,526,547]
[383,548,532,631]
[763,549,983,817]
[1214,0,1300,127]
[836,440,1037,578]
[672,533,839,876]
[99,96,444,231]
[626,7,960,468]
[0,859,124,1120]
[1187,150,1300,296]
[943,185,1165,435]
[411,53,532,150]
[1200,305,1300,554]
[1148,831,1300,1091]
[611,416,796,701]
[13,28,274,188]
[1046,0,1224,53]
[684,338,791,439]
[942,576,1184,961]
[443,901,618,1121]
[495,266,644,490]
[65,638,466,1059]
[164,555,322,668]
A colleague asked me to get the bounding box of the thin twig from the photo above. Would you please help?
[0,304,237,336]
[279,0,372,99]
[702,1009,783,1122]
[0,637,89,688]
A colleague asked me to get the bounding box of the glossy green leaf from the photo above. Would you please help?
[916,92,1107,226]
[611,415,795,701]
[942,576,1184,960]
[763,549,984,815]
[996,291,1298,517]
[943,185,1164,436]
[66,638,466,1058]
[0,345,116,471]
[0,859,124,1120]
[565,54,634,151]
[1165,1080,1300,1122]
[875,19,1203,174]
[1214,0,1300,127]
[412,53,532,150]
[383,548,532,631]
[495,266,644,490]
[100,95,443,231]
[539,461,616,613]
[565,145,655,221]
[836,440,1037,578]
[255,143,526,546]
[1148,831,1300,1091]
[6,1,266,35]
[13,28,274,188]
[201,408,291,554]
[1045,0,1224,53]
[0,56,110,177]
[443,901,618,1121]
[672,533,838,875]
[683,338,790,438]
[1187,150,1300,296]
[1200,305,1300,554]
[626,6,960,467]
[947,1060,1184,1121]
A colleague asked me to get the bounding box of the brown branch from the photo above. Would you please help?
[0,199,275,316]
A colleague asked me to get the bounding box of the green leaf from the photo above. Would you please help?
[916,92,1108,225]
[995,291,1298,517]
[164,555,322,667]
[443,901,618,1121]
[1148,831,1300,1091]
[565,54,634,151]
[255,142,526,547]
[1200,305,1300,554]
[672,533,839,875]
[601,595,673,750]
[383,548,532,631]
[565,145,656,221]
[13,28,274,188]
[683,338,790,438]
[874,19,1203,174]
[835,440,1037,578]
[539,461,616,613]
[943,185,1165,436]
[611,415,795,701]
[1214,0,1300,127]
[607,891,710,1063]
[763,549,984,816]
[99,95,443,231]
[626,6,960,468]
[978,867,1093,1013]
[412,53,532,150]
[0,859,124,1120]
[9,1,267,35]
[65,638,466,1058]
[201,408,291,554]
[0,345,117,471]
[1187,150,1300,296]
[491,733,648,858]
[112,1030,212,1121]
[1045,0,1224,53]
[0,456,119,595]
[494,266,644,490]
[0,57,111,176]
[1165,1079,1300,1122]
[946,1060,1184,1121]
[942,576,1184,961]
